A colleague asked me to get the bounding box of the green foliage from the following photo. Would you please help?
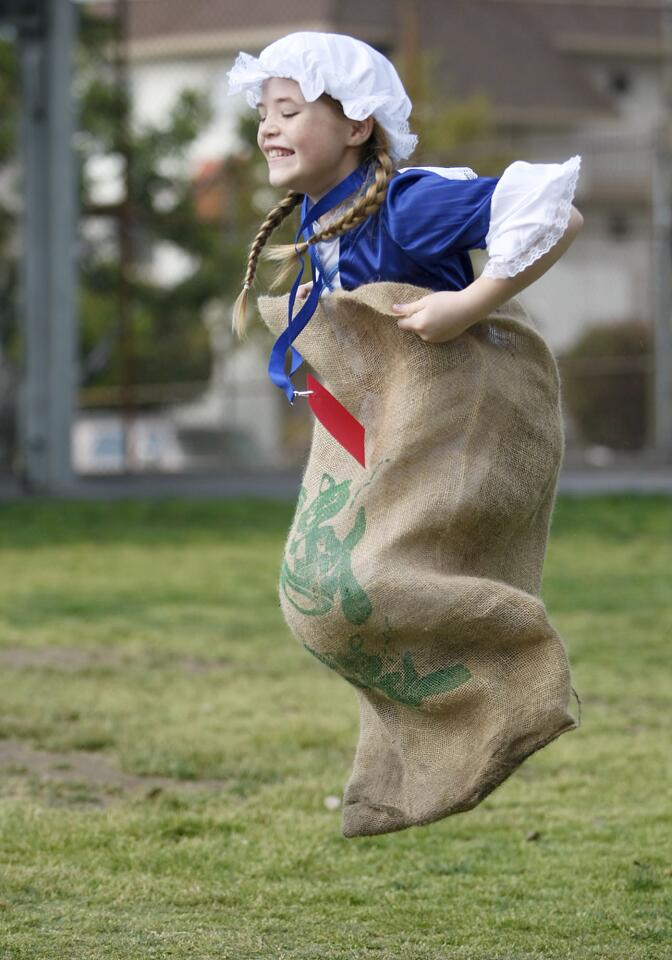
[558,319,652,450]
[0,7,278,400]
[74,7,304,389]
[0,36,18,160]
[75,7,222,392]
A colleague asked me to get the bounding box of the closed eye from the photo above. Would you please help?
[257,113,298,122]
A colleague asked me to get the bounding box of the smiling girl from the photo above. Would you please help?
[226,32,581,838]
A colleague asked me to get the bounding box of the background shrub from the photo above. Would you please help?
[557,318,652,450]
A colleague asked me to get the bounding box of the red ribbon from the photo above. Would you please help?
[306,373,366,468]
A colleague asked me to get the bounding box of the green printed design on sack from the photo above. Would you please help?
[281,473,373,624]
[305,636,472,708]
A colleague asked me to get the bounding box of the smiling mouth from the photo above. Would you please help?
[267,151,295,162]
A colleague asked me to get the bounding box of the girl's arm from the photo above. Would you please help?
[461,205,584,322]
[392,205,584,342]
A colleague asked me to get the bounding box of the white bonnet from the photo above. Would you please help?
[226,31,419,164]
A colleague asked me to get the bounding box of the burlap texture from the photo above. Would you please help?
[257,282,578,837]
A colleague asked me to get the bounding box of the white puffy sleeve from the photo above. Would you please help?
[482,155,582,279]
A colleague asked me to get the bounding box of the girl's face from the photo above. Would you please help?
[256,77,373,204]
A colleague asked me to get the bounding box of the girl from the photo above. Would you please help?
[227,31,582,838]
[228,31,583,351]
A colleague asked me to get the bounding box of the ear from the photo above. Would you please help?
[348,116,375,147]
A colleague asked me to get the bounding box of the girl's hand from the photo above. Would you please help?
[391,290,482,343]
[297,281,314,299]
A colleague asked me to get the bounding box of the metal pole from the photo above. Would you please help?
[46,0,77,488]
[16,0,77,492]
[113,0,137,471]
[653,1,672,455]
[17,24,50,488]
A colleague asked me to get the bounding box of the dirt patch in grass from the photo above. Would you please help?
[0,646,231,673]
[0,738,229,807]
[0,646,119,671]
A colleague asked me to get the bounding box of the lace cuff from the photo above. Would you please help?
[481,155,581,279]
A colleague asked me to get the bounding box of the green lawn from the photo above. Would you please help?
[0,494,670,960]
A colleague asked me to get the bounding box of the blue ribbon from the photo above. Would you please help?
[267,161,370,403]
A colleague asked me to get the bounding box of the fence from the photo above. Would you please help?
[0,0,668,487]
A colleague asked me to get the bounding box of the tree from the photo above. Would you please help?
[76,6,223,397]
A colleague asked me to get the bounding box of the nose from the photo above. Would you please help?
[259,115,280,135]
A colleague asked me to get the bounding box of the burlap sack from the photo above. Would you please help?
[257,282,578,838]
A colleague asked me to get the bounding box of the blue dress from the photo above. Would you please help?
[302,155,582,296]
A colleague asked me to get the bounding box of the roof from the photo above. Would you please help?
[88,0,662,126]
[490,0,662,56]
[420,1,617,126]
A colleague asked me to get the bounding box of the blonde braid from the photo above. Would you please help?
[262,122,396,286]
[316,150,395,243]
[231,190,303,337]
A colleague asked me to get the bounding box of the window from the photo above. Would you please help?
[609,69,631,95]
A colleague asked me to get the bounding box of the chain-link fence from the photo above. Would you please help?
[0,0,669,487]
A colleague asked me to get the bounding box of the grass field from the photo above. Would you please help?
[0,494,670,960]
